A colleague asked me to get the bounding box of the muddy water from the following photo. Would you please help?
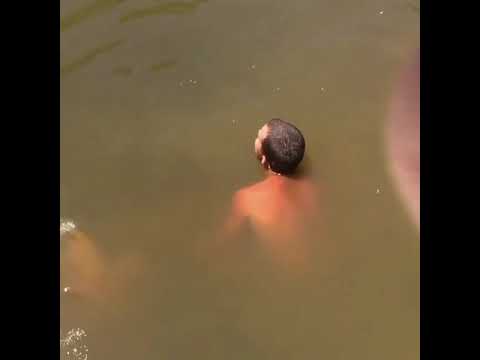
[60,1,419,359]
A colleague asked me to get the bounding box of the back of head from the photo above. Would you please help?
[262,119,306,175]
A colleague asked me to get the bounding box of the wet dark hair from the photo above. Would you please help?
[261,118,305,175]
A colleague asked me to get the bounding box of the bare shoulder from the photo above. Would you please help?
[231,188,249,211]
[296,177,317,194]
[232,181,265,210]
[237,179,265,194]
[233,186,254,203]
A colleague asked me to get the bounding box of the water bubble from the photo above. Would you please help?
[60,328,88,360]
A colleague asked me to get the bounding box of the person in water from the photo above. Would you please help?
[61,223,143,305]
[223,118,318,266]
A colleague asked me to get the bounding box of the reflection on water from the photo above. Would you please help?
[61,40,124,76]
[61,0,419,358]
[61,0,126,32]
[119,0,208,23]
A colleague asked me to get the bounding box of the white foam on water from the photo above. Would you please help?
[60,328,88,360]
[60,219,77,237]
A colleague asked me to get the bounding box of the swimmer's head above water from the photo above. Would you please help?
[254,119,306,176]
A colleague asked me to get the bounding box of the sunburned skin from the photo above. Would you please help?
[223,122,319,268]
[225,175,318,266]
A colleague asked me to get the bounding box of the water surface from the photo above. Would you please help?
[60,1,419,359]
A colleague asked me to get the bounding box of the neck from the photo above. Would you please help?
[266,169,284,178]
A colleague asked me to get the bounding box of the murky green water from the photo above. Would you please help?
[60,0,419,359]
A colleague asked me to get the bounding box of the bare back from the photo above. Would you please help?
[229,175,318,266]
[242,177,315,236]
